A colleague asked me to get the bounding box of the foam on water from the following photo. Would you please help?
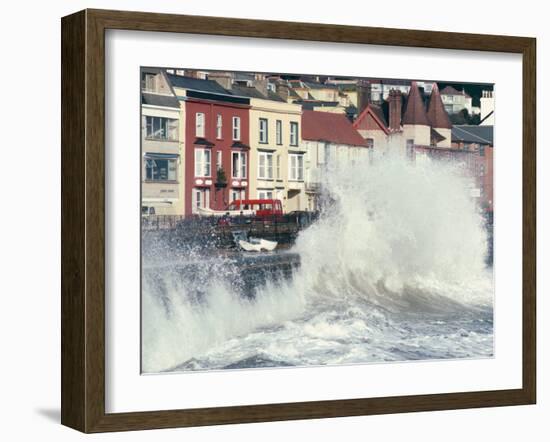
[142,152,493,373]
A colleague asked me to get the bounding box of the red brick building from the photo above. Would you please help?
[167,74,251,215]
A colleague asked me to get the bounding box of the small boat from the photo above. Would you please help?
[238,238,278,252]
[197,206,255,217]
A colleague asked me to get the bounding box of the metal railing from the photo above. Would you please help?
[141,215,186,230]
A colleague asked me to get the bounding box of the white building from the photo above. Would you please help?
[480,90,495,126]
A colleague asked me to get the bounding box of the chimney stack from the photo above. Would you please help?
[275,82,290,101]
[253,78,268,97]
[388,89,402,131]
[356,80,370,116]
[208,72,233,90]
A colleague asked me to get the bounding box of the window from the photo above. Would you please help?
[259,118,269,144]
[406,139,416,162]
[366,138,374,149]
[145,157,177,181]
[232,152,247,179]
[194,148,211,177]
[195,112,205,137]
[258,190,274,200]
[216,114,223,139]
[192,188,210,214]
[145,116,178,140]
[232,116,241,140]
[142,73,156,91]
[289,154,304,181]
[216,151,223,171]
[290,122,299,146]
[231,189,245,203]
[258,152,274,179]
[276,155,281,179]
[276,120,282,145]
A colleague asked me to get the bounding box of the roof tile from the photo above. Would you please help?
[402,81,430,126]
[427,83,453,129]
[302,110,368,147]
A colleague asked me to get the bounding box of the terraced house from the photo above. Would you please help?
[166,73,251,215]
[230,85,305,212]
[140,68,184,216]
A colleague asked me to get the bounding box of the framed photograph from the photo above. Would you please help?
[61,9,536,433]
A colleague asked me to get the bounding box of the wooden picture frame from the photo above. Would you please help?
[61,8,536,433]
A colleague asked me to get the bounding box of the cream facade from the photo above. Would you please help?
[247,98,306,213]
[141,69,185,216]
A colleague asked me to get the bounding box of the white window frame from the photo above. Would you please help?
[216,114,223,139]
[196,112,205,138]
[232,151,247,179]
[216,151,222,171]
[231,189,245,203]
[194,148,211,177]
[232,116,241,141]
[144,157,178,182]
[145,116,178,141]
[290,121,299,146]
[276,154,281,180]
[258,152,274,180]
[276,120,282,145]
[192,188,211,214]
[289,153,304,181]
[258,190,274,200]
[259,118,268,144]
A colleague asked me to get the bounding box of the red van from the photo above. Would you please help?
[226,199,283,219]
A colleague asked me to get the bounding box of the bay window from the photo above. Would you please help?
[231,189,245,203]
[289,154,304,181]
[258,190,274,200]
[192,188,210,214]
[145,116,178,140]
[144,154,178,181]
[258,152,274,179]
[232,152,247,179]
[194,148,211,177]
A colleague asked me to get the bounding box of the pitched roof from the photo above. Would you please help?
[426,83,453,129]
[266,90,286,102]
[304,81,339,90]
[402,81,430,126]
[166,73,230,95]
[452,125,494,145]
[141,92,180,109]
[229,85,267,99]
[302,110,368,147]
[352,103,389,134]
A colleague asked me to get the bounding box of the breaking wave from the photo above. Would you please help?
[142,152,493,373]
